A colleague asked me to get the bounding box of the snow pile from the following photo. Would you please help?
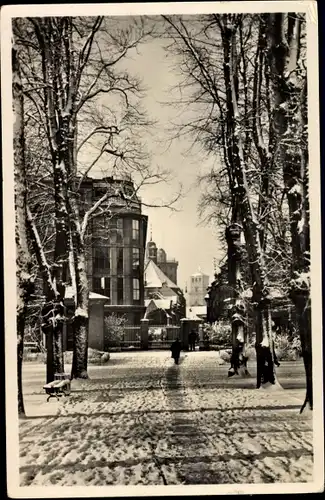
[64,348,110,365]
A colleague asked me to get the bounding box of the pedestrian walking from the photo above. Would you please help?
[189,329,197,351]
[171,338,182,365]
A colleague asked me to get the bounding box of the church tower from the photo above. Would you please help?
[145,228,157,264]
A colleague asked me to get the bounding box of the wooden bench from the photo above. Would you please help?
[43,379,71,402]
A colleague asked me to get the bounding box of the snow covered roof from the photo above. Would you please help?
[144,260,178,289]
[186,305,207,320]
[145,298,175,310]
[65,286,109,301]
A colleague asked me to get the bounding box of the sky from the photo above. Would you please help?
[87,28,224,290]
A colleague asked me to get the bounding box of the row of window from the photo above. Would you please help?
[93,218,140,242]
[93,277,140,303]
[93,247,141,273]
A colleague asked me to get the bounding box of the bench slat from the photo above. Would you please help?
[43,381,57,389]
[44,380,70,390]
[55,380,69,388]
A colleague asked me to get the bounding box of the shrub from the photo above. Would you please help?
[244,333,301,362]
[104,313,128,350]
[202,321,231,348]
[274,333,301,361]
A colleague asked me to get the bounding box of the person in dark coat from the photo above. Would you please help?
[171,338,182,364]
[189,329,197,351]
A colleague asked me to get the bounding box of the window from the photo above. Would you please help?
[93,277,101,293]
[117,277,124,304]
[93,277,110,298]
[109,217,123,243]
[93,216,110,241]
[93,246,110,272]
[94,188,106,200]
[133,278,140,302]
[117,218,123,243]
[132,248,140,271]
[117,247,124,275]
[132,219,139,240]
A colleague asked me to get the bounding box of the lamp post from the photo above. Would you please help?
[204,292,210,324]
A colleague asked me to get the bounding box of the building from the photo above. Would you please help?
[144,238,185,324]
[188,269,210,307]
[80,176,148,325]
[145,237,178,285]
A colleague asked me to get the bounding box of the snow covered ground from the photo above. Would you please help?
[19,351,313,486]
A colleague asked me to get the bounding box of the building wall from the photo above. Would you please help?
[63,300,106,351]
[89,302,105,350]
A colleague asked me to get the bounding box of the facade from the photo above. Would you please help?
[188,270,210,307]
[145,238,178,285]
[80,176,148,325]
[144,240,185,324]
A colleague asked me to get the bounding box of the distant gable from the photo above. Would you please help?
[144,259,179,290]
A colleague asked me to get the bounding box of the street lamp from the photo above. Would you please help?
[204,292,210,323]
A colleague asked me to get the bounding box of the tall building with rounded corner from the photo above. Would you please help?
[80,176,148,325]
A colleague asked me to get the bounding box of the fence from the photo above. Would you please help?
[148,325,180,350]
[120,326,141,350]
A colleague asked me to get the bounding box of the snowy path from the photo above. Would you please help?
[19,351,313,486]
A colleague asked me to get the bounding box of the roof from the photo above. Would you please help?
[145,298,175,310]
[65,286,109,301]
[144,259,179,289]
[186,305,207,320]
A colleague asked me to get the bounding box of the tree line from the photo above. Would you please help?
[162,13,311,412]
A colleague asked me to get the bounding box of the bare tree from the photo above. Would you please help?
[266,13,311,411]
[12,40,35,414]
[14,15,181,380]
[163,14,282,386]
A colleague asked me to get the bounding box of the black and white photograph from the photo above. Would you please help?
[2,1,323,496]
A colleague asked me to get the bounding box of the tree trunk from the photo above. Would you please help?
[267,14,311,408]
[293,291,312,412]
[13,43,34,416]
[71,250,89,379]
[220,21,280,388]
[255,298,279,388]
[226,223,249,377]
[44,323,54,384]
[70,196,89,379]
[17,315,26,416]
[52,300,65,375]
[42,296,65,382]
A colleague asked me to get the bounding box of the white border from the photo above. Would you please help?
[1,2,323,497]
